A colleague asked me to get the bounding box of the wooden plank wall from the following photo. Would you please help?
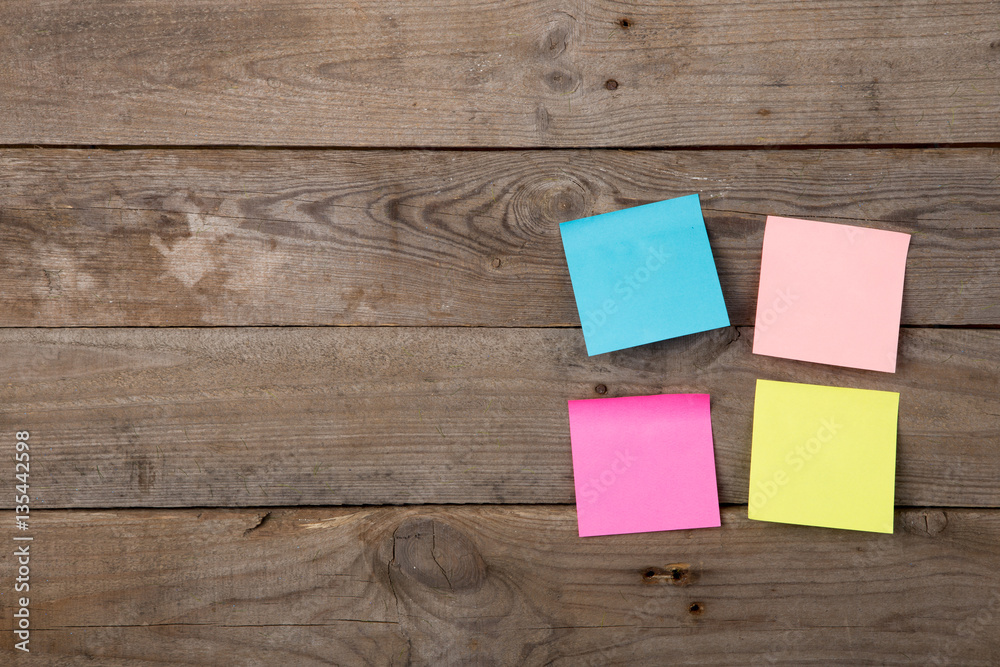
[1,149,998,327]
[1,0,999,664]
[2,0,998,146]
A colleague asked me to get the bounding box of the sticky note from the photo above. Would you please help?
[753,216,911,372]
[748,379,899,534]
[567,393,721,537]
[560,194,730,356]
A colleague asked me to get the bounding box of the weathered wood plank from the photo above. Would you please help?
[1,0,998,147]
[2,326,997,509]
[2,506,998,664]
[1,148,998,327]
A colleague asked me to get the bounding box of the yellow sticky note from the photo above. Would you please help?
[748,379,899,533]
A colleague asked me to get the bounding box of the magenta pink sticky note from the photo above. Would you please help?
[567,394,721,537]
[753,216,911,373]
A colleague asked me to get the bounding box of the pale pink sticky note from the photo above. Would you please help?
[753,216,911,373]
[567,393,721,537]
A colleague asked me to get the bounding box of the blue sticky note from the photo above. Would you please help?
[559,194,730,355]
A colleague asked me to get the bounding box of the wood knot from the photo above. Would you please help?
[688,601,704,615]
[509,173,591,235]
[538,180,587,222]
[391,518,486,591]
[902,510,948,536]
[605,79,619,91]
[642,563,696,586]
[544,68,580,94]
[618,17,632,29]
[543,27,569,57]
[539,13,576,60]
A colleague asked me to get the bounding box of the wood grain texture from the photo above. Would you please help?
[2,506,998,664]
[2,326,997,509]
[2,147,999,327]
[1,0,998,147]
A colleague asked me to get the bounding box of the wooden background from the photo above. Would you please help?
[1,0,999,664]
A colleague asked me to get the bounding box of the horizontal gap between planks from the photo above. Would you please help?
[1,142,1000,152]
[0,324,996,330]
[13,504,1000,512]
